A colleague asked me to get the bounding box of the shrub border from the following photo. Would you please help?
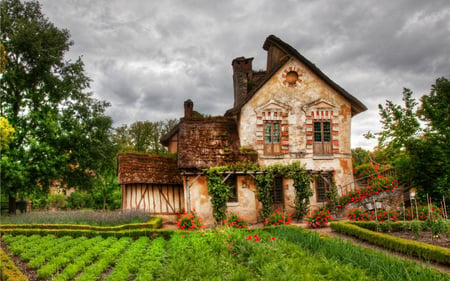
[0,248,28,281]
[0,217,162,231]
[330,221,450,265]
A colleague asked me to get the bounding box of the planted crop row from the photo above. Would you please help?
[37,236,103,279]
[76,237,132,281]
[53,237,117,281]
[0,248,27,281]
[105,236,150,281]
[2,227,448,281]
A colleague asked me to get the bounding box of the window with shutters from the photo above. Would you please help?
[313,121,332,155]
[264,121,281,155]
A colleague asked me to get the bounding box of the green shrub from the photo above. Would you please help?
[330,222,450,265]
[47,193,67,209]
[67,192,94,209]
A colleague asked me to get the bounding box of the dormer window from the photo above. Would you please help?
[264,121,281,155]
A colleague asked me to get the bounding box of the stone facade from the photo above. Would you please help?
[121,35,367,225]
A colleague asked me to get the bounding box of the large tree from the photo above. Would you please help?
[373,77,450,205]
[1,0,116,213]
[112,119,177,154]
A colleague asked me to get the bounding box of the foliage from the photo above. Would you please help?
[263,209,292,226]
[331,222,450,265]
[92,169,121,210]
[112,119,177,154]
[221,212,248,229]
[337,179,397,209]
[2,226,448,280]
[206,166,232,223]
[285,162,313,219]
[67,192,94,209]
[400,205,443,221]
[305,208,334,228]
[0,116,15,151]
[423,217,448,238]
[0,0,117,213]
[372,209,399,222]
[0,248,28,281]
[345,208,372,221]
[371,77,450,206]
[0,210,152,226]
[177,213,205,231]
[47,193,67,209]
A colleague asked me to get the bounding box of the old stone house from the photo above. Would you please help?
[118,35,367,224]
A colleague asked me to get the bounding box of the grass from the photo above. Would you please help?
[0,209,152,226]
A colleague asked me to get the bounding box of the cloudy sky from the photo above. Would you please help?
[38,0,450,149]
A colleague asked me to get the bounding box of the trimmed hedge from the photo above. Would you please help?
[0,228,174,240]
[0,217,162,231]
[347,221,412,232]
[330,222,450,265]
[0,248,28,281]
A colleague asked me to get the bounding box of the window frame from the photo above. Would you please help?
[316,175,331,202]
[313,120,332,155]
[264,121,282,155]
[225,174,238,203]
[272,175,284,204]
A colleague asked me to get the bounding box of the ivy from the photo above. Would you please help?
[206,162,313,223]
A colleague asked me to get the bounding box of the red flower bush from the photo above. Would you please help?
[306,208,334,228]
[345,208,371,221]
[400,205,443,221]
[221,213,248,229]
[177,213,206,231]
[264,210,292,227]
[371,209,399,222]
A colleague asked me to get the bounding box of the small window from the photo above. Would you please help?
[226,174,238,202]
[272,176,284,204]
[313,121,332,155]
[264,121,281,155]
[316,176,331,202]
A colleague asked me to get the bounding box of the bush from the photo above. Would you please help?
[47,193,67,209]
[67,192,94,209]
[345,208,371,221]
[372,209,399,222]
[400,205,443,221]
[177,213,205,231]
[221,213,248,229]
[305,208,334,228]
[264,210,292,227]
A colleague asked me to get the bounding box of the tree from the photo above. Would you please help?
[373,77,450,205]
[1,0,116,213]
[112,119,177,154]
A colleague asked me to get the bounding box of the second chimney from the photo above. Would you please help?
[184,99,194,118]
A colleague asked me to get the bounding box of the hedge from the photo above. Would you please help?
[0,248,28,281]
[330,222,450,265]
[0,217,162,231]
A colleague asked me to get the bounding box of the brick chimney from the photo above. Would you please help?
[232,57,254,107]
[184,99,193,118]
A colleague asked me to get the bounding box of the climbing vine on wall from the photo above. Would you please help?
[206,162,313,223]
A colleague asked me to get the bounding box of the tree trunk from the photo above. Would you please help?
[8,194,16,214]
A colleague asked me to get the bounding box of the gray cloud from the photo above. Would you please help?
[39,0,450,150]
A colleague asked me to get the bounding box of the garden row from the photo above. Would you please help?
[330,221,450,265]
[2,226,447,281]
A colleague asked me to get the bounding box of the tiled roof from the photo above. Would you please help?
[117,153,182,185]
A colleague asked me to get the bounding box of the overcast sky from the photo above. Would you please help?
[39,0,450,150]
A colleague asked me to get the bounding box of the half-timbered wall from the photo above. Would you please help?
[121,183,184,215]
